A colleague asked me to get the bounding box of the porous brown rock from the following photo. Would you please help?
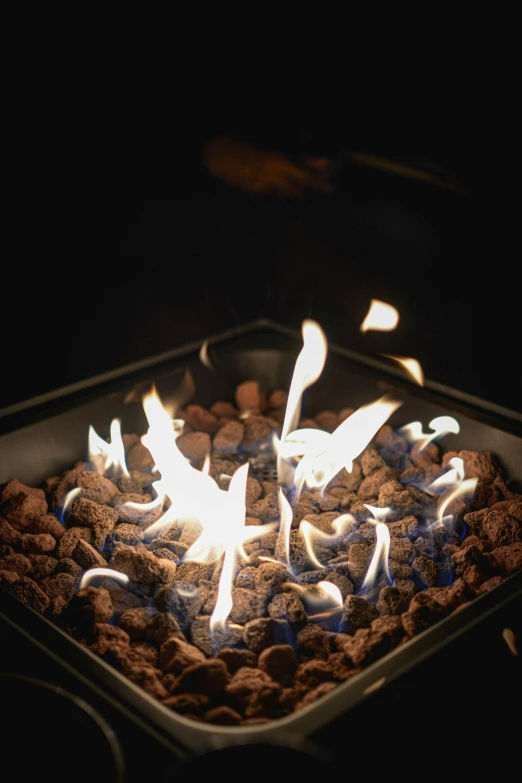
[213,420,245,455]
[76,472,121,505]
[2,379,522,732]
[0,479,48,531]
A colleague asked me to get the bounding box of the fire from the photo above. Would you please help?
[292,394,402,494]
[421,458,478,533]
[88,419,129,477]
[436,476,478,526]
[139,387,277,632]
[210,463,248,631]
[359,506,392,593]
[300,513,356,569]
[360,299,399,332]
[199,339,213,370]
[284,580,343,627]
[58,487,81,525]
[272,489,294,572]
[77,313,477,646]
[277,320,328,487]
[400,415,460,455]
[382,355,425,386]
[79,568,130,590]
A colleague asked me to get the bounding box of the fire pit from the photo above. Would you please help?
[1,316,521,767]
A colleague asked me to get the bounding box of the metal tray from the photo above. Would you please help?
[1,318,521,766]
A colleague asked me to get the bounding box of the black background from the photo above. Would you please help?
[2,71,519,415]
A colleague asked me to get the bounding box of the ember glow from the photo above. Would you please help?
[360,299,399,332]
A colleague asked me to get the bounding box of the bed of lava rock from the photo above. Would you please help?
[1,380,522,727]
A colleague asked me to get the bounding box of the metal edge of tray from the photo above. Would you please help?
[2,568,521,757]
[1,317,522,755]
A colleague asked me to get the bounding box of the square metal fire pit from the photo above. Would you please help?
[1,318,521,770]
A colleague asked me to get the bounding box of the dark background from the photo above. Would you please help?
[2,80,518,416]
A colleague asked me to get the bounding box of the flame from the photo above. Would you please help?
[381,355,424,386]
[277,320,328,486]
[360,507,392,592]
[428,457,465,490]
[421,458,477,530]
[140,387,210,539]
[502,628,519,657]
[210,463,248,631]
[284,580,343,622]
[79,568,130,589]
[76,317,475,650]
[300,513,356,568]
[400,415,460,453]
[272,489,294,571]
[140,386,275,631]
[58,487,81,525]
[360,299,399,332]
[305,580,343,615]
[315,580,343,607]
[88,419,129,477]
[199,339,213,370]
[436,477,478,525]
[275,428,331,461]
[292,394,402,494]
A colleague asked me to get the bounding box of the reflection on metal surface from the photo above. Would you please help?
[363,676,386,695]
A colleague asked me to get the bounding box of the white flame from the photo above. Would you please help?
[360,299,399,332]
[284,580,343,618]
[140,387,275,631]
[300,513,356,568]
[315,580,343,607]
[59,487,82,524]
[360,507,392,591]
[306,581,343,617]
[400,415,460,453]
[428,457,465,491]
[140,387,212,539]
[277,320,328,486]
[210,463,248,631]
[381,355,424,386]
[275,428,331,461]
[272,489,294,572]
[199,339,213,370]
[88,419,129,477]
[436,477,478,525]
[293,394,402,494]
[421,458,477,531]
[79,568,130,589]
